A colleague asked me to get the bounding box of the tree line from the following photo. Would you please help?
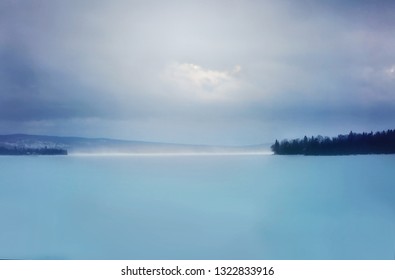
[271,129,395,155]
[0,146,68,155]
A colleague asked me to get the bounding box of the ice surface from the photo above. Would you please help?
[0,154,394,259]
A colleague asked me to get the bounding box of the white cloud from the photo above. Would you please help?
[385,65,395,78]
[163,63,243,100]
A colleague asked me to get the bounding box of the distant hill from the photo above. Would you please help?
[0,134,269,155]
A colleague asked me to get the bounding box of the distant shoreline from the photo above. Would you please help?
[0,133,268,155]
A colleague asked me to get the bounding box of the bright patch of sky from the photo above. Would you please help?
[163,63,243,100]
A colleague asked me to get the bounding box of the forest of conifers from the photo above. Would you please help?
[0,146,68,155]
[271,129,395,155]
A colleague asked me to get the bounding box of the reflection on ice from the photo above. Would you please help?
[70,151,273,157]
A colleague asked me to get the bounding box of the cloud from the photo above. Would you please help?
[385,65,395,78]
[1,0,395,144]
[162,63,243,101]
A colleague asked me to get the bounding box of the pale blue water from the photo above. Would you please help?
[0,154,394,259]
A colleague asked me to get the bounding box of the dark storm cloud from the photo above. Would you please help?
[0,46,112,121]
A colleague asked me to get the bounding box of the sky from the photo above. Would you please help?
[1,0,395,145]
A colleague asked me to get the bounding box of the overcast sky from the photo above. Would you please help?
[1,0,395,145]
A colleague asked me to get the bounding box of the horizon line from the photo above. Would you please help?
[0,133,270,148]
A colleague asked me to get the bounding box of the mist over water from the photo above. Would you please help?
[0,155,394,259]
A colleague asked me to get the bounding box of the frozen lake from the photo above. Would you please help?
[0,154,394,259]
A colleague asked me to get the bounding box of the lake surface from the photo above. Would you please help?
[0,154,394,259]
